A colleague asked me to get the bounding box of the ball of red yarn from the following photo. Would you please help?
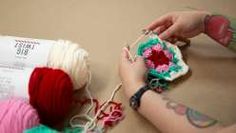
[28,67,73,127]
[0,98,40,133]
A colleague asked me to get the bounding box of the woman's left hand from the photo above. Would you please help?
[119,47,147,98]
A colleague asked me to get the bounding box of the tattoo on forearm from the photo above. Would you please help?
[204,14,236,48]
[163,97,217,128]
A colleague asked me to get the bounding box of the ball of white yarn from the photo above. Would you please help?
[47,40,89,90]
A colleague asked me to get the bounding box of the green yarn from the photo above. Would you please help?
[147,75,169,91]
[24,125,83,133]
[170,64,181,72]
[64,127,83,133]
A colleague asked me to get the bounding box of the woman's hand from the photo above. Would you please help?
[146,11,210,41]
[119,47,147,98]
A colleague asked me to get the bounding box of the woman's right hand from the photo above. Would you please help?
[145,11,210,41]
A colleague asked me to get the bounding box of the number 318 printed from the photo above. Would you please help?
[14,43,35,56]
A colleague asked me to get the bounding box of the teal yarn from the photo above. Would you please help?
[24,125,83,133]
[148,78,169,91]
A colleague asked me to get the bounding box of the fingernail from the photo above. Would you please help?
[122,48,128,54]
[123,47,129,51]
[159,34,165,40]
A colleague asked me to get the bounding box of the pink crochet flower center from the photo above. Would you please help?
[144,44,173,72]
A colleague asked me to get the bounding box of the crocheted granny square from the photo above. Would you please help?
[137,34,189,81]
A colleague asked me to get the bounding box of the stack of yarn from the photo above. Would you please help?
[0,39,89,132]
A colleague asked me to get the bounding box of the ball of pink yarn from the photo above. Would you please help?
[0,98,40,133]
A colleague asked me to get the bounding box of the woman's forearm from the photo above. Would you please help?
[137,90,223,133]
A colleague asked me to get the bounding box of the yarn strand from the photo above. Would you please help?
[69,71,95,129]
[84,83,122,132]
[70,30,151,132]
[127,30,152,61]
